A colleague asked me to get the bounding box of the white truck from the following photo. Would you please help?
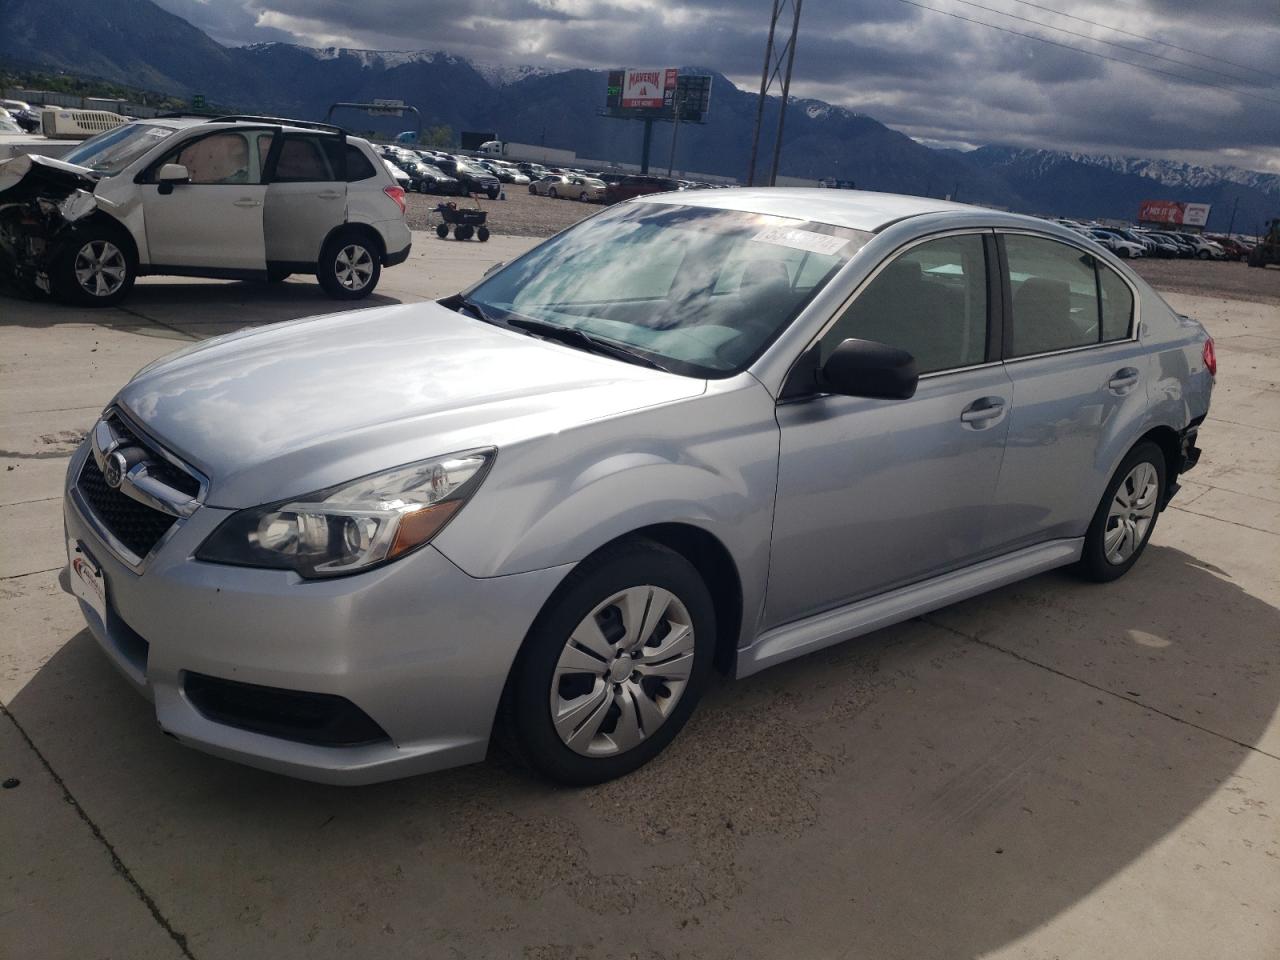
[475,140,577,166]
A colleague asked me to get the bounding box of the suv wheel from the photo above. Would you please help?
[317,233,381,300]
[55,230,136,307]
[1076,441,1166,582]
[502,540,715,785]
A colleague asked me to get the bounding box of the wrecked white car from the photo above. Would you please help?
[0,115,411,306]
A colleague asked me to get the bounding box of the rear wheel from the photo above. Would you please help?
[55,229,136,307]
[456,224,474,241]
[1076,441,1166,582]
[316,233,380,299]
[476,226,490,242]
[1197,250,1211,260]
[549,187,559,199]
[502,540,715,785]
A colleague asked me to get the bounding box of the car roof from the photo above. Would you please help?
[635,187,990,232]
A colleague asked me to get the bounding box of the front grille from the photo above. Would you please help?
[108,415,201,498]
[77,455,177,559]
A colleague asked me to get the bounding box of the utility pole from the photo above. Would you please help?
[667,88,684,176]
[640,118,654,174]
[1227,195,1239,236]
[746,0,804,186]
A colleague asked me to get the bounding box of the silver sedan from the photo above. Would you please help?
[63,189,1214,785]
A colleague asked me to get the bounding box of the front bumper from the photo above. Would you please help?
[62,442,570,784]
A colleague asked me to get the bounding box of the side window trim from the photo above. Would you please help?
[995,229,1143,364]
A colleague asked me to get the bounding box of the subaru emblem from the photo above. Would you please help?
[104,450,128,489]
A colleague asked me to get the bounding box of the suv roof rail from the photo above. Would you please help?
[152,111,218,119]
[207,115,347,135]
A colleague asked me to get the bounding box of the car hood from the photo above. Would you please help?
[117,302,705,508]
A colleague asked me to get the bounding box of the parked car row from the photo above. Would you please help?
[377,145,500,198]
[1054,216,1253,261]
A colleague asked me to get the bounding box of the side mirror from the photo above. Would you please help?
[820,338,919,400]
[156,163,189,195]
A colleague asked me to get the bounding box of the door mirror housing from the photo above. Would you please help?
[820,338,919,400]
[156,163,189,195]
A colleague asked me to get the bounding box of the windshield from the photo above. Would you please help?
[62,122,177,174]
[466,201,870,377]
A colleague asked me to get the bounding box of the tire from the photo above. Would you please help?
[456,224,474,241]
[579,191,589,202]
[1075,440,1167,583]
[1118,247,1130,258]
[502,539,716,785]
[476,226,490,242]
[1197,250,1211,260]
[529,184,537,194]
[435,223,449,239]
[316,232,380,299]
[53,226,136,307]
[548,187,558,199]
[487,187,500,200]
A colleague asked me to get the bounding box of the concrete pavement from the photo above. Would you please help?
[1,234,1277,959]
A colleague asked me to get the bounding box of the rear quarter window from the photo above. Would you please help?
[345,145,377,182]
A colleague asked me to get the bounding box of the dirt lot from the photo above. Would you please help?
[405,188,599,238]
[1130,257,1280,306]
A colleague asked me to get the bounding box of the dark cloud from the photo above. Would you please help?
[150,0,1280,171]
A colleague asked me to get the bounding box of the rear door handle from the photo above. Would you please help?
[316,190,343,200]
[1108,367,1140,392]
[960,396,1006,425]
[232,198,262,207]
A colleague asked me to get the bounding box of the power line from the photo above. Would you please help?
[890,0,1280,107]
[948,0,1268,88]
[1003,0,1280,82]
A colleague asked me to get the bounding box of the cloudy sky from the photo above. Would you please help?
[155,0,1280,172]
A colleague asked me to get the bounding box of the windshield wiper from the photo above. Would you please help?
[456,294,499,326]
[504,317,673,373]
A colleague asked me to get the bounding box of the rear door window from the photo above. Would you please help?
[271,134,337,182]
[1005,235,1101,357]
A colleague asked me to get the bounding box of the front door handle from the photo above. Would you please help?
[960,396,1006,426]
[1108,367,1140,392]
[233,198,262,207]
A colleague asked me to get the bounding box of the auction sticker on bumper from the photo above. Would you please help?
[68,539,107,624]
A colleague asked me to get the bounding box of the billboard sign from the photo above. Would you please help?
[621,68,677,110]
[1139,199,1212,227]
[368,98,405,117]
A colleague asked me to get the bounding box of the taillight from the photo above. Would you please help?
[1203,337,1216,377]
[383,185,406,214]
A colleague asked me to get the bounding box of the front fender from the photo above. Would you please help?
[431,377,781,636]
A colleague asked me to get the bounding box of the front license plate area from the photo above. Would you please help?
[68,538,107,625]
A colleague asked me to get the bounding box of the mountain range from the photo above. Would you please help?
[2,0,1276,232]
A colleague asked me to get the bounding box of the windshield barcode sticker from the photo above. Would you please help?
[751,227,848,256]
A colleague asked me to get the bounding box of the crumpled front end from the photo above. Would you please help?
[0,154,99,297]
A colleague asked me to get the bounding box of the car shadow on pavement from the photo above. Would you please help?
[7,541,1278,957]
[1,282,404,336]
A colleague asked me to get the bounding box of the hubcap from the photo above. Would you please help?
[1104,461,1159,564]
[334,244,373,290]
[73,240,126,297]
[550,585,695,757]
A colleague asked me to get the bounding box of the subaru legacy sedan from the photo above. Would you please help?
[63,189,1213,785]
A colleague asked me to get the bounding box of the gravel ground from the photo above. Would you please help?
[1129,257,1280,306]
[405,188,599,238]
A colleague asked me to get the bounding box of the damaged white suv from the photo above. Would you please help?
[0,115,411,306]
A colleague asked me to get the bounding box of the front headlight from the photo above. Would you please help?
[196,449,494,578]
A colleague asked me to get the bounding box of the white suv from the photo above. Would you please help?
[0,115,411,305]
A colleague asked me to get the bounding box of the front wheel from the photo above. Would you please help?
[54,230,136,307]
[435,223,449,239]
[1197,250,1211,260]
[548,187,558,199]
[1076,441,1166,582]
[316,233,380,299]
[476,226,490,242]
[502,540,716,785]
